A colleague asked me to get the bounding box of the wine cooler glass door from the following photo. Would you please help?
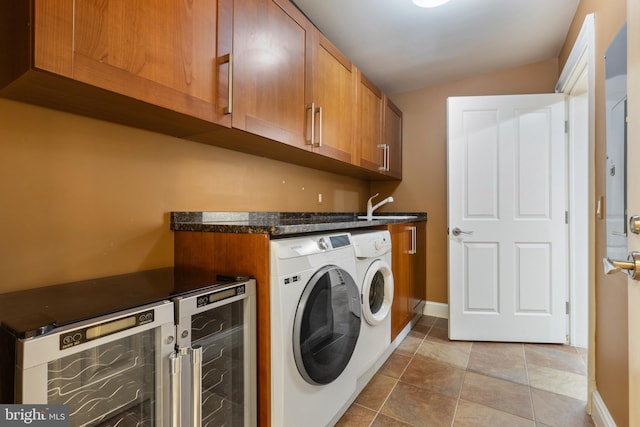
[175,280,257,427]
[19,301,176,427]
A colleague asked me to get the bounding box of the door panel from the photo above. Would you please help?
[448,94,567,343]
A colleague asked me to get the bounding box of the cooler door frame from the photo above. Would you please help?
[18,300,176,425]
[174,279,257,427]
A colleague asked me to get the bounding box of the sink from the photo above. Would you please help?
[357,215,418,220]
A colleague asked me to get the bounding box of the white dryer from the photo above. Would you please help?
[270,232,361,427]
[351,230,394,381]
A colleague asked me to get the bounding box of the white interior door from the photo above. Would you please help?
[448,94,568,343]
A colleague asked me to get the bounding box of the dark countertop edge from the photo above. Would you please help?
[170,212,427,235]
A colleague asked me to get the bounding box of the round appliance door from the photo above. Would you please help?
[362,259,394,326]
[293,265,361,385]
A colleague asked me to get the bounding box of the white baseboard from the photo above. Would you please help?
[591,390,617,427]
[423,301,448,319]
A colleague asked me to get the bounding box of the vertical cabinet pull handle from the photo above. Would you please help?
[386,144,390,171]
[307,104,323,147]
[316,106,323,147]
[169,353,181,427]
[377,144,390,171]
[306,103,316,146]
[220,53,233,115]
[409,226,417,255]
[191,345,203,427]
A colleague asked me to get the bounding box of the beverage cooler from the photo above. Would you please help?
[0,268,256,427]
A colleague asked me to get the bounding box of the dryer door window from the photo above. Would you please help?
[293,265,361,385]
[362,260,394,326]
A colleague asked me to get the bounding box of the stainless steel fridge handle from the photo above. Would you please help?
[169,352,182,427]
[191,345,203,427]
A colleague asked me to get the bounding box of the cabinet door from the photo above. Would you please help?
[390,222,426,341]
[71,0,223,124]
[389,223,412,341]
[309,33,356,163]
[231,0,311,149]
[383,97,403,179]
[357,71,384,171]
[411,222,427,312]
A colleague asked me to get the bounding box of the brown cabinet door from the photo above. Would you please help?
[309,33,356,163]
[389,223,412,341]
[70,0,222,124]
[383,97,403,179]
[411,222,427,312]
[390,222,427,341]
[231,0,311,149]
[357,71,384,172]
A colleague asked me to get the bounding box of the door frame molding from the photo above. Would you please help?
[556,12,596,411]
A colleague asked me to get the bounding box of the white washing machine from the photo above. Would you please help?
[351,230,394,381]
[270,232,361,427]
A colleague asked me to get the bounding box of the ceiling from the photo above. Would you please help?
[291,0,581,94]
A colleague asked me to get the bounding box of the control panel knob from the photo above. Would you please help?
[318,238,329,250]
[375,241,382,250]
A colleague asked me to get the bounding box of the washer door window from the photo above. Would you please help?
[362,259,394,326]
[293,265,361,385]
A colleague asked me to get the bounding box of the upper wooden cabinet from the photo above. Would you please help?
[230,0,311,149]
[0,0,399,179]
[72,0,225,123]
[230,0,354,160]
[383,96,403,179]
[356,71,384,172]
[308,32,356,163]
[0,0,228,136]
[356,71,403,179]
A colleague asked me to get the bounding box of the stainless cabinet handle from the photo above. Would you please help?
[191,345,203,427]
[451,227,473,237]
[603,252,640,280]
[316,106,323,147]
[220,53,232,115]
[169,353,181,427]
[378,144,389,171]
[386,145,390,172]
[409,226,417,255]
[306,102,315,146]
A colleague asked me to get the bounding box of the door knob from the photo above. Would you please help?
[451,227,473,237]
[603,252,640,280]
[630,215,640,235]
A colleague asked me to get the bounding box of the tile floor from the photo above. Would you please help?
[336,315,593,427]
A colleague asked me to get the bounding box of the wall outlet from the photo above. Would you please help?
[318,193,323,204]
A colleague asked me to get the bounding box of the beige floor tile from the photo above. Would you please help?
[453,399,535,427]
[400,354,466,397]
[527,364,587,401]
[467,342,528,385]
[460,371,534,420]
[343,317,591,427]
[335,403,377,427]
[371,413,415,427]
[377,352,412,379]
[416,338,472,369]
[524,344,587,375]
[354,374,397,411]
[418,315,439,328]
[531,388,595,427]
[394,331,425,357]
[380,381,457,427]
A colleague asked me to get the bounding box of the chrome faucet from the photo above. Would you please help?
[366,193,394,220]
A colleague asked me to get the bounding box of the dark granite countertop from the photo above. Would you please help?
[170,212,427,236]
